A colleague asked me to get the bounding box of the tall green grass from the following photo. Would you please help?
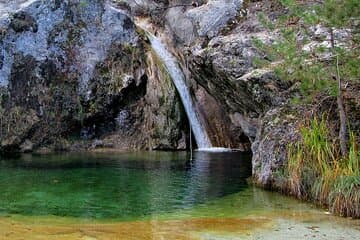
[283,117,360,218]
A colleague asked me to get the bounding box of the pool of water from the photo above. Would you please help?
[0,151,359,240]
[0,151,252,220]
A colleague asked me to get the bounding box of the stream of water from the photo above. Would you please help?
[145,31,213,149]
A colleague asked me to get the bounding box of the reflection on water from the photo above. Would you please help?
[0,152,359,239]
[0,151,251,220]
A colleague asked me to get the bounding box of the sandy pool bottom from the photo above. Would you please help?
[1,211,359,240]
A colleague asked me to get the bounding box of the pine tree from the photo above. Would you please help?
[255,0,360,156]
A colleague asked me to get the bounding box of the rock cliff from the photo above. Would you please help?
[0,0,187,152]
[0,0,308,174]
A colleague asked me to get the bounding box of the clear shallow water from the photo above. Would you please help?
[0,151,251,220]
[0,151,359,240]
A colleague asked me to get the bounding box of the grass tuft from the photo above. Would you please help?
[282,117,360,218]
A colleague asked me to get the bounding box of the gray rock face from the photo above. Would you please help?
[126,0,243,45]
[0,0,136,91]
[185,0,243,38]
[165,0,243,44]
[252,107,301,187]
[187,30,290,149]
[0,0,187,152]
[165,6,196,45]
[205,32,272,79]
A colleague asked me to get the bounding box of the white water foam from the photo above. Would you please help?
[196,147,241,152]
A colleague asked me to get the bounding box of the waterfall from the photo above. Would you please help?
[145,32,212,149]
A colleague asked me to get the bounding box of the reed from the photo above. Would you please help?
[283,117,360,218]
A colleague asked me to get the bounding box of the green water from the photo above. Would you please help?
[0,151,253,220]
[1,151,360,240]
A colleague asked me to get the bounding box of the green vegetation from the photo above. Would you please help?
[255,0,359,96]
[255,0,360,217]
[281,117,359,217]
[257,0,359,155]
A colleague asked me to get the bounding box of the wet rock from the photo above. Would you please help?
[193,85,248,149]
[91,139,104,149]
[135,50,187,150]
[0,108,40,152]
[9,53,39,109]
[19,139,34,153]
[53,138,70,152]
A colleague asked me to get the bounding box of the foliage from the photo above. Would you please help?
[254,0,360,101]
[255,0,360,217]
[284,117,360,217]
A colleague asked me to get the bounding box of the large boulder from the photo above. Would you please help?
[0,0,187,152]
[124,0,243,45]
[252,106,302,187]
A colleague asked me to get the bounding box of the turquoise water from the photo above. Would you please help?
[1,151,360,240]
[0,151,252,220]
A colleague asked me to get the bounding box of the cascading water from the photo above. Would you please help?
[144,31,212,149]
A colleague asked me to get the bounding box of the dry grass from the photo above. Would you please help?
[282,117,360,218]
